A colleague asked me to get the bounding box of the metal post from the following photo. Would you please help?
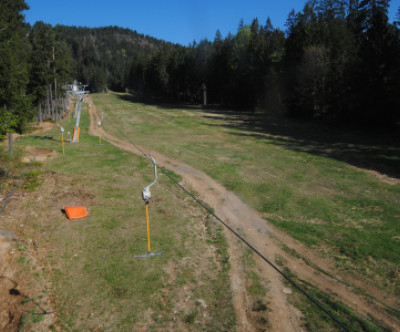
[96,121,104,146]
[134,155,165,258]
[74,97,79,118]
[98,121,101,144]
[61,132,65,154]
[72,97,83,143]
[58,126,65,156]
[145,202,151,253]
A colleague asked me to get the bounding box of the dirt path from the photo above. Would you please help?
[87,96,400,331]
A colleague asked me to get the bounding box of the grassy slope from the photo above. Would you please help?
[93,93,400,301]
[8,107,234,331]
[5,91,399,331]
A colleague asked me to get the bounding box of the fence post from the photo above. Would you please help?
[8,133,13,156]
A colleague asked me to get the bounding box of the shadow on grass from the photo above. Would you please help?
[115,91,229,112]
[27,135,57,142]
[204,110,400,179]
[115,92,400,179]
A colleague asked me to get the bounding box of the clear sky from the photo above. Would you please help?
[24,0,400,46]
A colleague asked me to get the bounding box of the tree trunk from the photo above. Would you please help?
[202,83,207,105]
[45,89,50,120]
[49,84,54,121]
[38,103,43,123]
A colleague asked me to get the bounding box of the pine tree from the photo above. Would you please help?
[28,22,55,112]
[354,0,398,126]
[0,0,32,136]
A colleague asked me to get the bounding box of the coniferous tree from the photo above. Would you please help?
[28,21,55,115]
[0,0,32,135]
[354,0,398,126]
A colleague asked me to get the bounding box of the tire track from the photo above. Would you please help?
[87,96,400,331]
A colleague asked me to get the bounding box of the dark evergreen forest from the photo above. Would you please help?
[1,0,399,138]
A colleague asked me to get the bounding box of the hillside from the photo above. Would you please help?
[1,93,399,330]
[54,25,172,92]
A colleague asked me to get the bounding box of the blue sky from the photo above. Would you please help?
[24,0,400,46]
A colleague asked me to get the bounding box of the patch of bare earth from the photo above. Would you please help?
[21,147,58,163]
[0,230,56,331]
[88,95,400,331]
[4,122,58,145]
[0,122,59,331]
[0,232,22,332]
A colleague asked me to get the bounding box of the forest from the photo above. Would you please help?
[1,0,399,138]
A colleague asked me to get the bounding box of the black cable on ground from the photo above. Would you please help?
[102,112,351,332]
[0,137,48,216]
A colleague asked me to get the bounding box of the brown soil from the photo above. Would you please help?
[21,147,58,163]
[4,122,58,144]
[0,121,59,331]
[3,121,59,162]
[0,234,22,331]
[28,122,59,135]
[0,228,56,332]
[87,95,400,331]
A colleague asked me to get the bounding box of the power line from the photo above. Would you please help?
[102,112,351,332]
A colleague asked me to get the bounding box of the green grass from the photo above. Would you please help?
[7,104,235,331]
[92,92,400,298]
[7,92,399,330]
[0,145,43,194]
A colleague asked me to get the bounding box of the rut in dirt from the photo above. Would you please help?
[87,96,400,331]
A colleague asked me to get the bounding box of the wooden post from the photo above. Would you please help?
[8,133,13,155]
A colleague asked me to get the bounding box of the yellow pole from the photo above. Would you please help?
[99,126,102,144]
[145,202,151,253]
[61,132,64,154]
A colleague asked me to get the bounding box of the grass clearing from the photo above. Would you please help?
[2,91,399,330]
[1,107,235,331]
[93,93,400,296]
[92,92,400,314]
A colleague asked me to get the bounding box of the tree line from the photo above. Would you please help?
[0,0,76,137]
[1,0,399,140]
[124,0,400,128]
[54,25,166,93]
[0,0,169,138]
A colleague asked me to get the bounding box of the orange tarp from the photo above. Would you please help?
[64,206,89,219]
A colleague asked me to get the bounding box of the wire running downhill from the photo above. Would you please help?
[101,111,351,332]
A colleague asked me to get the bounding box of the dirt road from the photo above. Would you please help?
[87,96,400,331]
